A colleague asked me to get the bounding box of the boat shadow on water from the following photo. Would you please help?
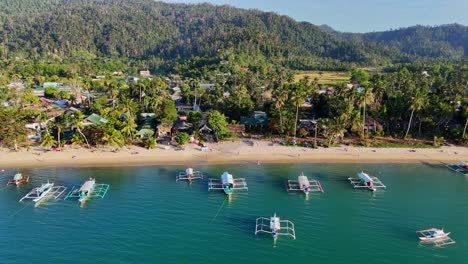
[420,161,448,169]
[222,215,258,238]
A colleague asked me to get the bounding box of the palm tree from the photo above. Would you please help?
[68,112,90,148]
[462,118,467,140]
[103,129,125,150]
[52,115,67,149]
[108,88,119,109]
[290,81,308,144]
[41,132,57,149]
[321,117,347,147]
[405,89,428,139]
[274,86,288,135]
[121,118,137,142]
[358,87,374,138]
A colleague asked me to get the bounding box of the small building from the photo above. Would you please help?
[54,100,68,108]
[227,124,246,135]
[136,113,156,139]
[223,91,231,98]
[85,114,108,126]
[199,83,215,89]
[199,124,216,142]
[157,123,173,138]
[241,111,269,133]
[128,76,139,82]
[32,87,45,97]
[25,122,42,142]
[43,82,60,89]
[176,105,194,112]
[140,70,151,78]
[173,120,192,135]
[7,81,24,90]
[363,117,382,133]
[298,119,318,133]
[241,111,268,126]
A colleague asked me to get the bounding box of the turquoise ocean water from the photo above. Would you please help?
[1,163,467,264]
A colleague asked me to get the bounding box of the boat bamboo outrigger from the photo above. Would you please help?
[208,172,247,195]
[416,228,456,247]
[19,181,67,205]
[176,168,203,183]
[286,172,324,195]
[348,171,386,191]
[7,173,29,186]
[64,178,110,204]
[255,213,296,241]
[446,161,468,176]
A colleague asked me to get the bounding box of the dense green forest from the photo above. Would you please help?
[349,24,468,60]
[0,0,466,73]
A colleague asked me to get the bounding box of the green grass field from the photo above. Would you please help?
[294,71,351,85]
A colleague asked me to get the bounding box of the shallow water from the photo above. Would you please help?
[1,163,467,264]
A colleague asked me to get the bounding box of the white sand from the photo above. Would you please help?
[0,139,467,168]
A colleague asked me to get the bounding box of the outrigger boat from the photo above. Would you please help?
[208,172,248,195]
[416,228,456,247]
[446,161,468,176]
[7,173,29,186]
[348,171,386,191]
[64,178,110,204]
[255,213,296,241]
[19,181,67,205]
[176,168,203,183]
[286,172,324,195]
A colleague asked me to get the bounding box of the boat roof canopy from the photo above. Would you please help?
[357,172,372,183]
[221,172,234,184]
[79,180,95,192]
[298,175,310,187]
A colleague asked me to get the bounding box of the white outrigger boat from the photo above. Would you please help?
[64,178,110,204]
[286,172,324,195]
[416,228,455,247]
[348,171,386,191]
[446,161,468,176]
[208,172,248,195]
[19,181,67,205]
[7,173,29,186]
[176,168,203,183]
[255,213,296,241]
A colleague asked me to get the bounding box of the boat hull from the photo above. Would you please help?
[419,233,450,242]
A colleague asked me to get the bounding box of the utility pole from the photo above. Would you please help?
[463,118,468,140]
[314,120,318,148]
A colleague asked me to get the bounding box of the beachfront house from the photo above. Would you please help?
[157,123,173,138]
[199,124,217,142]
[240,111,269,133]
[227,124,246,136]
[363,117,382,133]
[85,114,108,126]
[298,119,318,134]
[25,121,43,142]
[136,113,156,139]
[173,120,193,135]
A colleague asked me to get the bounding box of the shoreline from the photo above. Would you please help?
[0,139,467,169]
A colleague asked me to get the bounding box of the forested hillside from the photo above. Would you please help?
[0,0,467,73]
[357,24,468,60]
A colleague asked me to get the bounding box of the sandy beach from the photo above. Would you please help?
[0,139,467,169]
